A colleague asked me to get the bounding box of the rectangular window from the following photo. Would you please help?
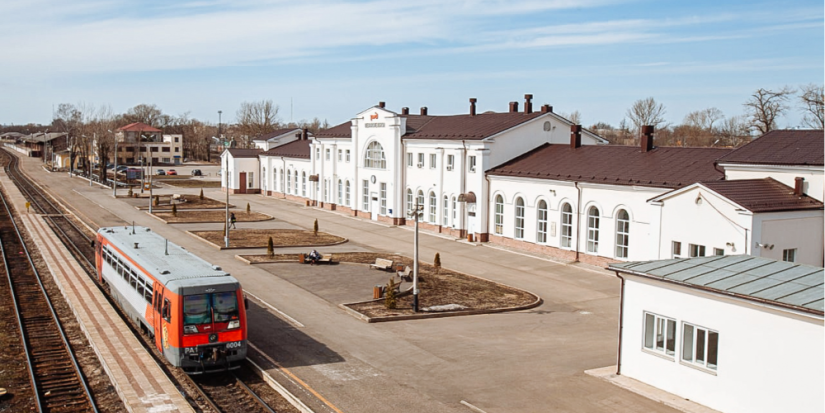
[417,153,424,167]
[682,323,718,371]
[537,207,547,243]
[345,149,350,162]
[316,147,320,160]
[672,241,682,258]
[644,312,676,357]
[325,149,330,160]
[338,149,342,161]
[443,197,449,226]
[561,207,573,248]
[362,180,369,210]
[783,248,797,262]
[689,244,705,257]
[429,154,436,169]
[468,156,477,172]
[713,248,724,256]
[324,180,329,202]
[175,148,179,152]
[447,155,454,170]
[407,153,413,167]
[248,172,254,188]
[380,183,387,214]
[174,137,179,143]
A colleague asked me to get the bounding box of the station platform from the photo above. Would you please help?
[0,169,193,412]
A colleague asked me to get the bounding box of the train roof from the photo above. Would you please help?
[99,226,236,288]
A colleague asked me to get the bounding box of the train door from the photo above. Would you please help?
[153,286,165,351]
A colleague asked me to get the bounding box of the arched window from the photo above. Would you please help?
[537,200,548,243]
[262,167,266,190]
[616,209,630,259]
[286,170,291,194]
[587,206,600,253]
[273,169,278,192]
[451,196,457,225]
[406,189,413,213]
[345,181,351,206]
[514,197,525,239]
[494,195,504,235]
[428,192,437,223]
[364,141,386,169]
[417,190,424,209]
[293,171,298,194]
[302,172,307,196]
[442,195,449,226]
[561,203,573,248]
[338,180,343,204]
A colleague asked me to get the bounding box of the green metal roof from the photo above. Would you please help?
[610,256,824,315]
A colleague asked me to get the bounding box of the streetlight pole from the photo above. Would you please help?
[90,133,94,187]
[410,203,423,312]
[220,110,229,248]
[149,153,154,214]
[112,130,118,198]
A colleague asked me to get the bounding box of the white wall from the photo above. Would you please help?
[620,275,823,413]
[754,211,824,266]
[222,152,260,191]
[722,164,824,202]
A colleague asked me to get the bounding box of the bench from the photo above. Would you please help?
[370,258,394,271]
[313,254,334,265]
[397,266,412,282]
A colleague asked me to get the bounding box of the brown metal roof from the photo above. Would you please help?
[226,148,263,158]
[252,128,303,142]
[259,139,311,159]
[717,129,824,166]
[117,122,162,132]
[400,112,546,140]
[701,178,823,212]
[487,144,732,189]
[313,121,352,138]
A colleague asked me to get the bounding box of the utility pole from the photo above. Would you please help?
[90,133,94,187]
[149,154,154,214]
[112,130,118,198]
[410,203,423,312]
[220,110,229,248]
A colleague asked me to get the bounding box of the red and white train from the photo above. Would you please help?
[95,226,248,374]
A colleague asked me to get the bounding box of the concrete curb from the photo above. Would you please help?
[245,359,315,413]
[146,211,275,225]
[186,230,349,250]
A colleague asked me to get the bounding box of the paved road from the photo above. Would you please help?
[16,154,677,413]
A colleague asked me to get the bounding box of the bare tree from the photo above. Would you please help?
[626,97,667,132]
[684,107,724,132]
[236,100,280,146]
[799,84,824,129]
[123,104,164,127]
[560,111,582,125]
[743,87,794,134]
[718,115,751,147]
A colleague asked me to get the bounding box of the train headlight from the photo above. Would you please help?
[184,325,199,334]
[227,320,240,330]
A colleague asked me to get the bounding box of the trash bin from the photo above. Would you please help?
[298,253,306,263]
[373,285,383,299]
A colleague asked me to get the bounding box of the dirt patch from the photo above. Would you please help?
[158,179,221,188]
[136,194,230,210]
[192,229,346,249]
[241,252,537,317]
[154,210,272,224]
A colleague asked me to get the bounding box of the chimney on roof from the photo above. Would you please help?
[524,94,533,114]
[378,101,385,109]
[570,125,582,149]
[302,128,308,140]
[420,107,428,116]
[469,98,477,116]
[401,107,409,115]
[794,177,805,196]
[641,125,655,152]
[541,104,552,113]
[509,101,519,113]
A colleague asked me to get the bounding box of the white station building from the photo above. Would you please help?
[222,97,824,267]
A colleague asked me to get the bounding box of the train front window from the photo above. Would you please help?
[183,294,211,325]
[213,292,239,322]
[183,292,239,327]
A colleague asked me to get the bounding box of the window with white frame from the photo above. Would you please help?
[345,181,351,206]
[273,169,278,191]
[417,190,424,210]
[672,241,682,258]
[587,207,600,253]
[407,153,413,167]
[537,200,548,243]
[428,192,436,223]
[417,153,424,167]
[406,189,413,213]
[443,196,449,226]
[315,147,320,160]
[714,248,724,256]
[324,179,329,201]
[689,244,705,257]
[494,195,504,235]
[364,142,386,169]
[783,248,797,262]
[338,149,342,161]
[345,149,350,162]
[338,179,343,204]
[325,148,330,160]
[362,180,369,210]
[682,322,718,371]
[468,156,477,172]
[514,197,525,239]
[644,312,676,357]
[429,154,436,169]
[249,172,254,188]
[561,203,573,248]
[294,171,298,194]
[615,209,629,259]
[261,168,265,189]
[380,183,387,214]
[451,196,456,225]
[286,170,292,194]
[301,172,307,196]
[447,155,454,170]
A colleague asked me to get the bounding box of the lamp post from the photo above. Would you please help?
[149,154,154,214]
[409,203,424,312]
[220,110,229,248]
[90,133,94,187]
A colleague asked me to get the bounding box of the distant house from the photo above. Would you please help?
[114,123,183,166]
[610,256,823,413]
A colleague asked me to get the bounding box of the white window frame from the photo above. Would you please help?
[682,322,719,372]
[380,183,387,214]
[561,203,573,248]
[672,241,682,258]
[407,153,413,167]
[338,149,342,161]
[248,172,254,188]
[345,181,351,206]
[615,209,629,259]
[494,195,504,235]
[429,153,436,169]
[345,149,351,162]
[294,171,298,194]
[301,172,307,196]
[447,154,454,170]
[417,153,424,167]
[514,197,525,239]
[364,141,387,169]
[587,207,600,253]
[442,196,449,226]
[406,189,413,213]
[338,179,343,204]
[273,169,278,191]
[713,248,724,256]
[643,311,676,358]
[416,190,424,210]
[536,200,547,243]
[783,248,797,262]
[362,180,370,210]
[468,156,477,172]
[451,196,457,226]
[689,244,706,257]
[325,148,330,160]
[315,147,320,160]
[428,192,436,223]
[323,179,329,202]
[286,170,291,194]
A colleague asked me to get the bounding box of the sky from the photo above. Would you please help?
[2,0,822,129]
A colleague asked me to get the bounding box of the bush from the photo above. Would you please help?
[199,188,204,200]
[434,252,441,274]
[171,203,177,217]
[153,196,159,206]
[385,278,397,310]
[313,219,319,236]
[267,237,274,258]
[246,202,251,213]
[128,187,133,197]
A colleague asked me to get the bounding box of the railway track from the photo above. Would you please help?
[0,162,97,412]
[3,151,288,413]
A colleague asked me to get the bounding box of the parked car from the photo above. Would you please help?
[116,165,128,172]
[167,169,177,176]
[157,169,166,176]
[191,169,202,176]
[105,163,114,170]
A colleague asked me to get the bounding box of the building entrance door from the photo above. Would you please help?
[239,172,247,194]
[370,192,379,221]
